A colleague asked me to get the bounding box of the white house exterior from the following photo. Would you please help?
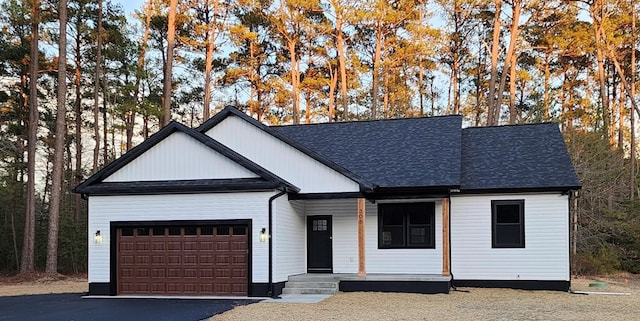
[75,107,580,297]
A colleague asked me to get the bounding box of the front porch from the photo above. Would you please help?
[282,273,452,295]
[272,196,453,297]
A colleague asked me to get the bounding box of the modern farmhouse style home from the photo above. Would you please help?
[75,106,581,297]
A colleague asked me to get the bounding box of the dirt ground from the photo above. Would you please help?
[214,274,640,321]
[0,273,87,297]
[2,274,639,320]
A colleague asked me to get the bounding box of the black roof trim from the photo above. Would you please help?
[198,106,375,191]
[287,187,455,201]
[77,178,281,196]
[456,186,582,195]
[74,121,299,194]
[288,192,365,200]
[373,185,458,194]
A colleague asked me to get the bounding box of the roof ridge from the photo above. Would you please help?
[272,114,463,128]
[463,122,558,130]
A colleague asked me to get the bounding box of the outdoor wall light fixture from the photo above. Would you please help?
[259,228,269,243]
[94,230,103,245]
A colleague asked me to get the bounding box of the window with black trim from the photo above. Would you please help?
[492,200,525,248]
[378,202,435,249]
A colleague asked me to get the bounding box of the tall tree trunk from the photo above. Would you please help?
[452,58,459,114]
[419,64,424,115]
[336,17,348,121]
[430,76,436,116]
[203,2,217,121]
[592,1,610,138]
[21,0,40,274]
[93,0,102,172]
[475,36,483,126]
[74,26,82,223]
[248,39,258,118]
[618,85,624,149]
[46,0,67,274]
[383,68,389,118]
[451,1,461,115]
[162,0,178,126]
[305,89,311,124]
[445,69,452,114]
[130,0,153,151]
[508,54,517,124]
[327,60,337,122]
[631,1,636,200]
[603,30,640,143]
[371,22,383,120]
[102,71,108,163]
[561,70,567,131]
[487,0,502,125]
[544,51,550,120]
[496,0,521,125]
[288,39,300,124]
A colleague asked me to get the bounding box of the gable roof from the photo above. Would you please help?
[272,115,463,190]
[77,106,580,197]
[460,123,581,192]
[74,121,299,195]
[199,106,375,191]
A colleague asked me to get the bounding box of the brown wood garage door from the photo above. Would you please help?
[117,225,248,296]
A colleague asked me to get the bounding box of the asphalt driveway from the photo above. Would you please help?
[0,293,257,321]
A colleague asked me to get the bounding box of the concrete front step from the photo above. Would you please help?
[282,274,340,295]
[285,281,338,289]
[282,287,337,295]
[287,274,339,282]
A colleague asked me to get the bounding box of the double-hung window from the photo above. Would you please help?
[492,200,525,248]
[378,202,435,249]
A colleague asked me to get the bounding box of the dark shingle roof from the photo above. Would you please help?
[460,123,581,191]
[273,116,463,189]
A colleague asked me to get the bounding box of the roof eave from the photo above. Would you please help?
[457,185,582,195]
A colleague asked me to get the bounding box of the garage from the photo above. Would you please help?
[116,224,249,296]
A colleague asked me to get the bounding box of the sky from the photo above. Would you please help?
[116,0,145,16]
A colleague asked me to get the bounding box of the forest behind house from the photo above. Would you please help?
[0,0,638,276]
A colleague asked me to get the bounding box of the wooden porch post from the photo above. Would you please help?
[442,198,450,276]
[357,198,366,277]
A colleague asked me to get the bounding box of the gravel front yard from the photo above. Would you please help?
[214,278,640,321]
[2,275,638,320]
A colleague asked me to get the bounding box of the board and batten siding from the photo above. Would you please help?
[88,192,273,284]
[450,193,570,281]
[273,198,306,282]
[304,199,443,274]
[104,132,257,182]
[205,115,360,193]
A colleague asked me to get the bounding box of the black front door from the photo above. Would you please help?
[307,215,332,273]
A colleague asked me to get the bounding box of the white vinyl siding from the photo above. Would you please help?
[104,132,257,182]
[205,115,360,193]
[304,199,443,274]
[450,193,570,281]
[273,198,306,282]
[87,192,273,283]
